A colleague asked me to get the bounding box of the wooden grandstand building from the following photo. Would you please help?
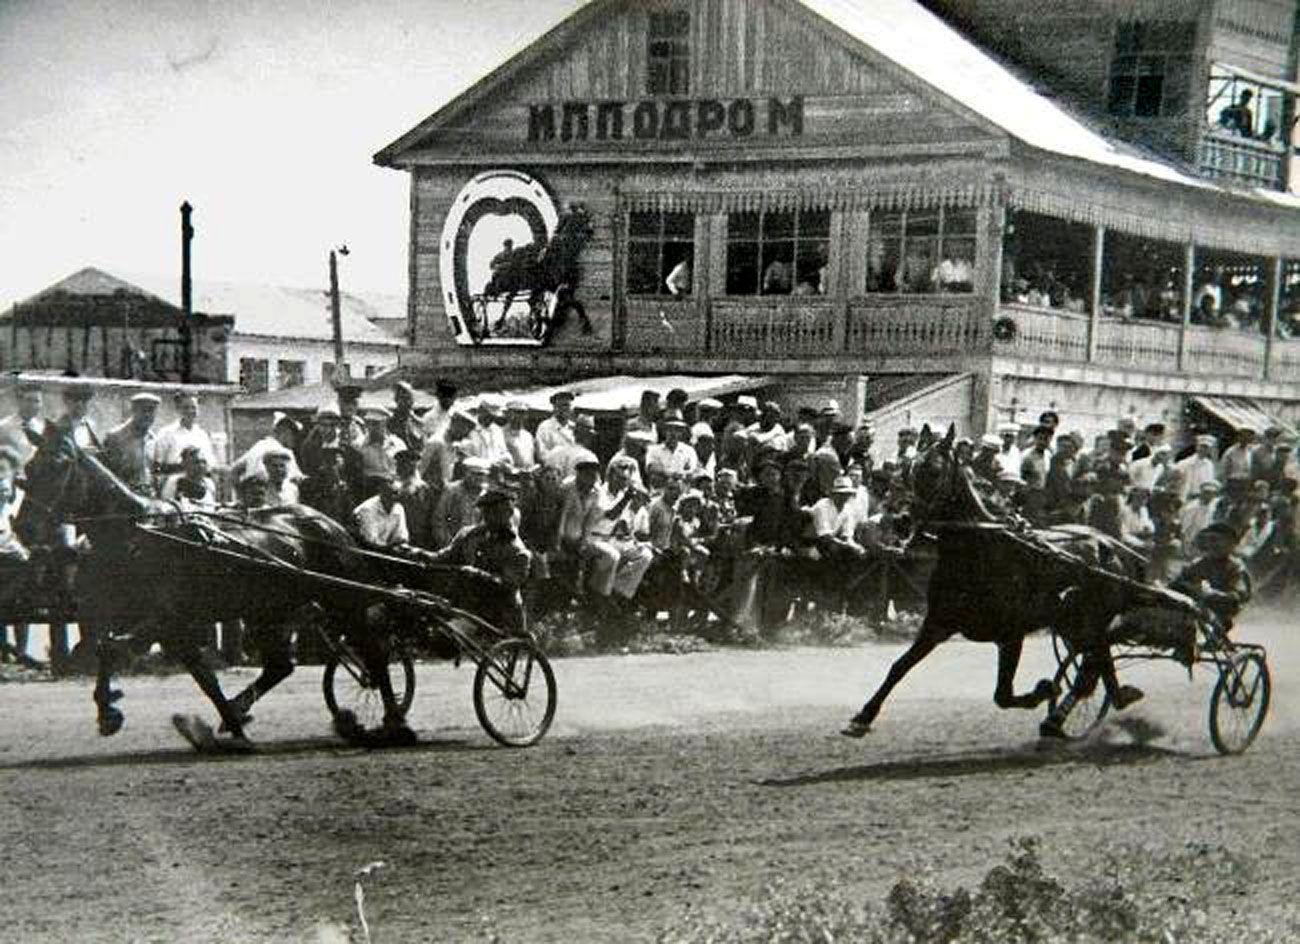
[376,0,1300,441]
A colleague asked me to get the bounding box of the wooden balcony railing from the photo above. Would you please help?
[1093,317,1180,372]
[1197,134,1285,191]
[1183,325,1268,378]
[710,298,839,357]
[623,298,703,354]
[995,304,1089,362]
[844,298,987,357]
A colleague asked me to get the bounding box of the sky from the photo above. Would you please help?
[0,0,577,308]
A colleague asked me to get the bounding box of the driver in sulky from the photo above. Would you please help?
[426,487,532,591]
[1169,521,1252,633]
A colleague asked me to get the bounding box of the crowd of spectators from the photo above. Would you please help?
[2,377,1297,651]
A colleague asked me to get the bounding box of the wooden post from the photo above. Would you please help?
[1087,224,1104,363]
[1265,256,1283,380]
[329,247,346,372]
[180,201,194,384]
[1177,242,1195,371]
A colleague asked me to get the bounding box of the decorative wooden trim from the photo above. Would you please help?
[622,180,997,214]
[1265,256,1282,380]
[1177,242,1195,371]
[1087,224,1104,363]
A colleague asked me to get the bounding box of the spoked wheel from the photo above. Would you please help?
[322,647,416,730]
[1047,645,1111,738]
[472,638,556,747]
[1209,650,1270,755]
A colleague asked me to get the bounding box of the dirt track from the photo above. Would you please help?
[1,612,1297,943]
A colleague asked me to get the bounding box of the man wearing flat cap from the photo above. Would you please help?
[464,396,510,466]
[357,406,405,497]
[0,384,47,469]
[103,392,161,495]
[334,381,367,450]
[1219,428,1256,481]
[549,413,601,479]
[427,488,532,590]
[536,390,577,468]
[432,455,490,548]
[300,444,356,526]
[1169,521,1251,632]
[420,405,476,493]
[1179,480,1222,546]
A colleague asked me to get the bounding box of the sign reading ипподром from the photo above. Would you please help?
[527,96,804,143]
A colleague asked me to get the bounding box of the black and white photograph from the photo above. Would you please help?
[1,0,1298,940]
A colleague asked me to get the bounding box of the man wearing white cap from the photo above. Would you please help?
[811,475,868,561]
[357,407,405,496]
[503,400,536,470]
[56,383,100,450]
[691,422,717,477]
[1179,480,1222,546]
[994,421,1021,477]
[231,412,305,484]
[646,411,699,477]
[972,433,1002,481]
[1174,434,1220,499]
[464,397,510,465]
[549,414,600,478]
[1129,443,1172,491]
[103,392,161,495]
[431,456,489,548]
[261,445,300,505]
[152,392,216,476]
[536,390,577,467]
[298,405,345,478]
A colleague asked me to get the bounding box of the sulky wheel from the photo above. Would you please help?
[322,649,416,731]
[473,638,556,747]
[1209,650,1270,755]
[1047,646,1111,739]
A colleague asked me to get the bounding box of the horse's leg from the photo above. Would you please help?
[226,619,294,726]
[992,636,1055,710]
[162,635,248,743]
[1087,640,1143,710]
[842,616,952,736]
[92,631,124,737]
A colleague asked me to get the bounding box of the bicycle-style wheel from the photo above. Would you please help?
[472,638,556,747]
[322,648,416,730]
[1209,650,1270,755]
[1047,645,1111,739]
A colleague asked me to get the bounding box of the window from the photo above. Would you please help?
[1206,68,1286,144]
[726,208,831,296]
[647,7,690,95]
[867,206,976,294]
[277,359,306,389]
[239,357,269,394]
[627,211,695,296]
[1107,21,1194,118]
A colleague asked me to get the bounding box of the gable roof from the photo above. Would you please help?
[20,267,172,307]
[125,274,404,347]
[375,0,1300,212]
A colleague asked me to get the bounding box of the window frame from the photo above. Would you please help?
[724,207,831,297]
[277,359,306,389]
[646,6,691,97]
[626,209,697,298]
[1106,20,1195,119]
[864,205,977,296]
[239,357,269,394]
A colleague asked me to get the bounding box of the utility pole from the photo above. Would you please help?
[328,245,349,379]
[180,201,194,383]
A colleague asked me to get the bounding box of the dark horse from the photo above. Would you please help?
[843,425,1162,740]
[482,204,594,342]
[20,424,520,750]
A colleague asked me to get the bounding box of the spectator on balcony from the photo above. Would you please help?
[1218,89,1255,138]
[932,251,973,294]
[762,258,792,295]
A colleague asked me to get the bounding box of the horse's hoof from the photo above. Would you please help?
[98,707,125,737]
[219,734,257,755]
[1114,685,1145,711]
[840,718,871,739]
[171,713,217,753]
[332,709,364,744]
[1039,719,1067,739]
[218,713,253,735]
[1032,679,1057,701]
[106,688,124,704]
[383,723,418,747]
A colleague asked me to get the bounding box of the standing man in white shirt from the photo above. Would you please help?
[503,400,537,470]
[152,392,216,477]
[994,422,1021,477]
[536,390,577,467]
[420,379,459,442]
[1175,434,1220,499]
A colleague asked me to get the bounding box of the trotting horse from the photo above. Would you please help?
[842,425,1161,740]
[20,423,518,750]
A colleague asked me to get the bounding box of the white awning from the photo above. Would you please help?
[1189,395,1296,437]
